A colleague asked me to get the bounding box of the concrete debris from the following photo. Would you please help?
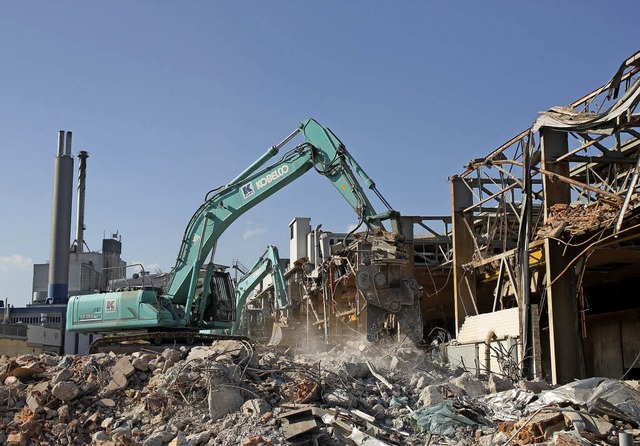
[488,373,515,393]
[449,372,489,398]
[242,399,271,416]
[1,340,640,445]
[344,362,370,379]
[323,389,357,408]
[418,384,445,408]
[51,380,80,401]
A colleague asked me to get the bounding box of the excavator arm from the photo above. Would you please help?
[164,118,398,325]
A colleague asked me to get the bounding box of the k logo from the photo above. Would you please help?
[241,182,255,199]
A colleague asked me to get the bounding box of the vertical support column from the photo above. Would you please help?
[541,128,585,384]
[400,216,415,277]
[451,176,477,336]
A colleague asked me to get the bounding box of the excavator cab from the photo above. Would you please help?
[201,269,236,324]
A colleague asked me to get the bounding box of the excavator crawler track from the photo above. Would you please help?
[89,331,253,354]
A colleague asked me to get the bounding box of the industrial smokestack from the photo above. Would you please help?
[74,151,89,253]
[47,131,74,305]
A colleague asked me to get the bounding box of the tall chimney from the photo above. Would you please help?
[47,131,74,305]
[75,151,89,253]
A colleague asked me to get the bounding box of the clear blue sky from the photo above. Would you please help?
[1,1,638,307]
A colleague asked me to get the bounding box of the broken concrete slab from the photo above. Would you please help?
[344,362,371,379]
[105,369,128,391]
[113,356,135,377]
[489,373,515,393]
[51,380,80,401]
[207,365,244,421]
[51,368,72,384]
[241,398,271,415]
[449,371,489,398]
[417,384,444,408]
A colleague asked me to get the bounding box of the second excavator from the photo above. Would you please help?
[230,244,288,337]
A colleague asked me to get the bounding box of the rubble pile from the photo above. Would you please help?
[537,201,620,238]
[1,339,639,445]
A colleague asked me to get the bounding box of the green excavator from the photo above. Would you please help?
[66,118,422,351]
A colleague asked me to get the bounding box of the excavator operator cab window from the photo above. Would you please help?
[208,271,235,322]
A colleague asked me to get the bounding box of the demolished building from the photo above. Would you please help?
[449,50,640,384]
[272,50,640,388]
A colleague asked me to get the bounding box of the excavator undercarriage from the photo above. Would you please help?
[88,331,253,354]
